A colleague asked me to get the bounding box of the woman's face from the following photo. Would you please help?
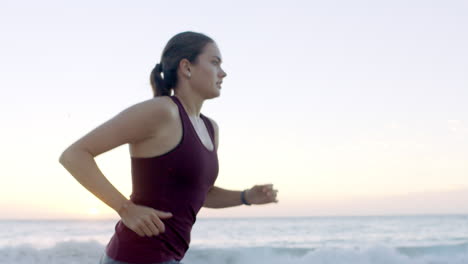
[190,42,227,99]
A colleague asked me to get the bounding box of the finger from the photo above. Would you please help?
[134,226,145,237]
[265,191,276,200]
[158,211,173,219]
[152,213,166,233]
[143,217,160,236]
[139,222,153,237]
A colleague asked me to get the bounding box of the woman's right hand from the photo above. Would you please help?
[118,200,173,237]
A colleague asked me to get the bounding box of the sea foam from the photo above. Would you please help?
[1,240,467,264]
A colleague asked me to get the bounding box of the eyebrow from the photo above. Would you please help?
[212,56,223,63]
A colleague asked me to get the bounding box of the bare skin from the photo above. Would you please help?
[59,42,278,238]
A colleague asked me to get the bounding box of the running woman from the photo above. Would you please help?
[59,31,279,264]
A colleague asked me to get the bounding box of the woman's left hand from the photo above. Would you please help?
[245,184,278,205]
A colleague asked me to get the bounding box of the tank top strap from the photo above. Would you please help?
[169,95,190,122]
[200,114,215,143]
[170,95,215,144]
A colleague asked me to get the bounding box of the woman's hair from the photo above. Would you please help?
[150,31,214,97]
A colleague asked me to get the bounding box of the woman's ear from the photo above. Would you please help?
[178,58,192,79]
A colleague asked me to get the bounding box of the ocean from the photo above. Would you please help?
[0,215,467,264]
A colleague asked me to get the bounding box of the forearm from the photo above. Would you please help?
[59,148,128,215]
[203,186,248,208]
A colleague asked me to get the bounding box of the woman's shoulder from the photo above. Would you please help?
[133,96,179,120]
[119,96,179,139]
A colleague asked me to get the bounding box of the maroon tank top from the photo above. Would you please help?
[105,95,219,263]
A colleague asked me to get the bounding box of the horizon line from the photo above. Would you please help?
[1,213,467,221]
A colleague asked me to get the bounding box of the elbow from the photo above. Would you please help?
[59,146,81,166]
[59,149,68,165]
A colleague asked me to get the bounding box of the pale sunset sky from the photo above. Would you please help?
[1,0,467,219]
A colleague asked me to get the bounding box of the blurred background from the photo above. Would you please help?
[0,0,467,220]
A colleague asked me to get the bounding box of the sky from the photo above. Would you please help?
[0,0,467,219]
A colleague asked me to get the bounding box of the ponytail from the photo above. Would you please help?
[150,63,172,97]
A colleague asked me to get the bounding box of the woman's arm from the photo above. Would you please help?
[59,148,129,213]
[59,97,175,237]
[203,184,278,208]
[203,186,246,208]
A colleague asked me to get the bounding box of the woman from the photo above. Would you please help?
[59,31,279,264]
